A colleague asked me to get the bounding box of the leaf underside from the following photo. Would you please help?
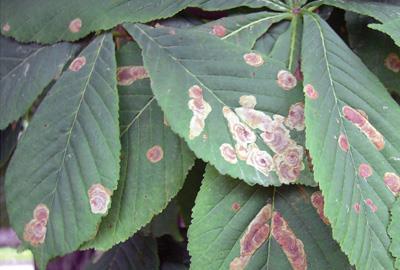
[5,34,120,268]
[302,13,400,270]
[126,23,315,187]
[188,165,351,270]
[85,42,194,250]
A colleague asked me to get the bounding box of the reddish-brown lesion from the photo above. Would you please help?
[243,53,264,67]
[117,66,149,86]
[310,191,330,225]
[146,145,164,163]
[23,204,50,246]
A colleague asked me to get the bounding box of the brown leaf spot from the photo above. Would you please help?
[117,66,148,86]
[364,198,378,213]
[342,105,385,150]
[33,204,49,225]
[384,172,400,196]
[239,95,257,109]
[146,145,164,163]
[211,24,226,37]
[310,191,330,225]
[285,102,305,131]
[246,144,274,177]
[188,85,212,139]
[338,133,349,152]
[358,163,372,179]
[232,202,241,212]
[384,53,400,73]
[276,70,297,91]
[243,52,264,67]
[220,143,238,164]
[353,203,361,214]
[69,18,82,33]
[23,203,50,246]
[2,23,10,32]
[88,184,112,214]
[69,56,86,72]
[272,212,307,270]
[303,84,318,100]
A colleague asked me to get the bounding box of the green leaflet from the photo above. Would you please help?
[253,21,291,56]
[126,23,315,187]
[319,0,400,46]
[5,34,120,269]
[389,198,400,269]
[193,12,290,49]
[302,13,400,269]
[0,0,287,44]
[86,233,159,270]
[0,36,78,129]
[346,12,400,96]
[188,165,351,270]
[85,42,195,250]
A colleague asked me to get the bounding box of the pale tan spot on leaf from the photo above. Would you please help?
[211,24,226,37]
[69,18,82,33]
[384,172,400,196]
[243,52,264,67]
[239,95,257,109]
[69,56,86,72]
[88,184,112,214]
[303,84,318,99]
[2,23,10,32]
[276,70,297,91]
[220,143,237,164]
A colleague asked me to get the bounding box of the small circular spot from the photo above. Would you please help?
[243,52,264,67]
[353,203,361,214]
[211,24,226,37]
[232,202,241,211]
[146,145,164,163]
[276,70,297,91]
[69,18,82,33]
[303,84,319,100]
[69,56,86,72]
[358,163,372,179]
[338,133,349,152]
[2,23,10,32]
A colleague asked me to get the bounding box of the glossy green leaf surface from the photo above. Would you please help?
[188,165,351,270]
[0,36,77,129]
[5,34,120,268]
[302,13,400,270]
[86,42,194,250]
[126,23,315,187]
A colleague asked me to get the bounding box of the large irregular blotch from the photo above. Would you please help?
[23,204,49,247]
[230,204,272,270]
[285,102,305,131]
[272,212,307,270]
[188,85,212,139]
[342,105,385,150]
[310,191,330,225]
[117,65,149,86]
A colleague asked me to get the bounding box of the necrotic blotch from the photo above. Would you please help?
[243,52,264,67]
[303,84,318,100]
[88,184,112,214]
[23,203,50,246]
[358,163,372,179]
[2,23,10,32]
[384,53,400,73]
[69,18,82,33]
[211,24,226,37]
[384,172,400,195]
[310,191,330,225]
[285,102,305,131]
[272,212,307,270]
[69,56,86,72]
[117,66,149,86]
[146,145,164,163]
[364,198,378,213]
[239,95,257,109]
[33,204,50,224]
[188,85,212,139]
[220,143,238,164]
[276,70,297,91]
[342,105,385,150]
[246,144,274,177]
[338,133,349,152]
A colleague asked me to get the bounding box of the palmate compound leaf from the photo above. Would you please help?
[125,23,316,187]
[188,165,352,270]
[345,12,400,97]
[5,34,120,269]
[83,41,195,250]
[0,36,78,129]
[85,233,159,270]
[301,13,400,269]
[319,0,400,47]
[389,198,400,269]
[0,0,288,44]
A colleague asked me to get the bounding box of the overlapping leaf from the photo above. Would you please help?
[346,12,400,96]
[0,0,288,44]
[389,198,400,269]
[301,13,400,269]
[86,233,159,270]
[85,42,194,250]
[188,165,351,270]
[253,21,290,56]
[5,34,120,269]
[0,36,78,129]
[320,0,400,46]
[126,23,315,187]
[0,122,21,168]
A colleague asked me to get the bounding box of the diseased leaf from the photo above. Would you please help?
[320,0,400,46]
[188,165,352,270]
[0,36,77,129]
[126,23,315,187]
[85,42,194,250]
[0,0,287,44]
[86,233,159,270]
[5,34,120,269]
[389,198,400,269]
[346,12,400,96]
[193,12,290,49]
[301,13,400,270]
